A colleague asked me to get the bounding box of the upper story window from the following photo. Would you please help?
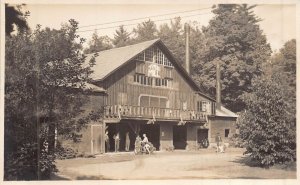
[134,74,171,88]
[135,46,173,67]
[211,102,216,115]
[197,101,207,112]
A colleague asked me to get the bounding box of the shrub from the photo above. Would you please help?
[54,142,77,160]
[239,75,296,167]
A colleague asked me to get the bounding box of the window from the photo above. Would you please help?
[164,57,172,67]
[201,101,207,112]
[145,48,154,62]
[197,101,201,112]
[197,101,207,112]
[165,68,172,78]
[211,102,216,115]
[134,74,172,88]
[155,78,161,86]
[136,52,145,61]
[225,129,230,138]
[157,48,164,65]
[136,62,145,74]
[135,46,173,67]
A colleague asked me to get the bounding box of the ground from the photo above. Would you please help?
[51,148,296,180]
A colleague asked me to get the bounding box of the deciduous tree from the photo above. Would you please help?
[84,31,113,53]
[5,4,30,36]
[238,39,296,167]
[5,19,97,180]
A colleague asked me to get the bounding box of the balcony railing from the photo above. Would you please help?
[104,105,208,121]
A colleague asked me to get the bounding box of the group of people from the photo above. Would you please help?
[104,131,150,153]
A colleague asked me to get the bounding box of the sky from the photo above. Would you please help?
[20,3,297,52]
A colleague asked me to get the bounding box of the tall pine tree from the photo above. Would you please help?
[132,19,158,43]
[192,4,272,112]
[112,25,132,47]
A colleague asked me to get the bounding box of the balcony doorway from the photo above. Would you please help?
[173,125,187,149]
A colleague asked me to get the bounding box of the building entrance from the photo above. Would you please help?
[197,129,209,148]
[173,125,187,149]
[140,124,160,150]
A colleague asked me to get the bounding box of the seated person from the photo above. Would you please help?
[142,134,150,154]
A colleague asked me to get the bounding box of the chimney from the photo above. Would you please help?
[184,23,190,74]
[216,59,221,110]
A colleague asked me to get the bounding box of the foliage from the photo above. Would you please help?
[5,19,97,180]
[238,71,296,167]
[5,4,30,36]
[84,31,113,53]
[158,17,185,66]
[192,4,272,112]
[112,25,132,47]
[54,142,77,160]
[132,19,158,42]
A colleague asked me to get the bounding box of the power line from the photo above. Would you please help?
[78,7,212,29]
[77,11,213,33]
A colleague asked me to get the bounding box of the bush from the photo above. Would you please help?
[54,142,77,160]
[4,142,57,180]
[239,75,296,167]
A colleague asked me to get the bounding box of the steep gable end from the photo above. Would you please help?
[86,39,160,80]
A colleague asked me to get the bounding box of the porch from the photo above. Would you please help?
[104,105,208,122]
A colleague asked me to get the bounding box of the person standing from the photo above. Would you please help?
[125,132,130,152]
[114,132,120,152]
[215,133,222,153]
[104,131,110,152]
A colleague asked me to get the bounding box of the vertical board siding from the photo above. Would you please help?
[98,44,213,113]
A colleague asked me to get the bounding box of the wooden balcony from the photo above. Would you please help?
[104,105,208,122]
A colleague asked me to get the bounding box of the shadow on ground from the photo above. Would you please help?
[76,175,111,180]
[50,173,70,180]
[231,155,262,167]
[232,155,297,171]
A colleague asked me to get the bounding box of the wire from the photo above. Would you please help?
[77,11,212,33]
[78,7,212,29]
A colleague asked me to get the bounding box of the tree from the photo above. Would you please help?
[112,25,132,47]
[84,31,113,53]
[5,19,97,180]
[5,4,30,36]
[238,39,296,167]
[158,17,185,66]
[192,4,272,112]
[132,19,158,42]
[238,73,296,167]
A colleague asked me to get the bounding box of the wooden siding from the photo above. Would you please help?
[96,44,213,116]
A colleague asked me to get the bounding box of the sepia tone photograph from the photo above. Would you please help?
[1,0,298,183]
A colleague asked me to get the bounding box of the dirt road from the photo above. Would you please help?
[52,148,296,180]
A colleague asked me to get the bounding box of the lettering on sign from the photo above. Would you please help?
[148,63,160,77]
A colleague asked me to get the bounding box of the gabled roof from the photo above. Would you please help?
[85,38,215,101]
[85,39,160,80]
[216,106,238,118]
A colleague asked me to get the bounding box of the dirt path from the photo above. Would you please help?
[52,149,296,180]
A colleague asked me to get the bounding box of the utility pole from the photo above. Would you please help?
[184,23,190,74]
[216,59,221,110]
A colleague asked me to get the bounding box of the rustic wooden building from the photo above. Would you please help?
[66,38,237,154]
